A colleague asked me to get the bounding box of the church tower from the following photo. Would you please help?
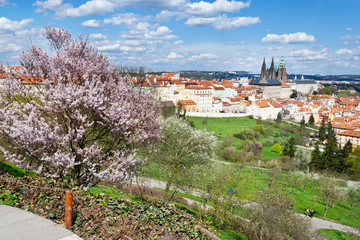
[260,58,267,80]
[269,57,276,79]
[277,56,288,80]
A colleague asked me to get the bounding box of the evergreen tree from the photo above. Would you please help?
[308,114,315,126]
[310,141,323,170]
[335,140,353,172]
[319,118,326,141]
[300,117,306,128]
[276,112,282,122]
[283,137,297,159]
[323,121,338,170]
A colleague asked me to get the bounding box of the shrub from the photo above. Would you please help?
[223,147,234,161]
[271,143,282,153]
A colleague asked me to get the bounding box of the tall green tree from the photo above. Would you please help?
[308,114,315,126]
[283,137,297,159]
[310,141,323,170]
[323,121,339,170]
[319,118,326,142]
[276,112,282,122]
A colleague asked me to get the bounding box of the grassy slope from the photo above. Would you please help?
[187,116,293,159]
[316,229,360,240]
[143,116,360,229]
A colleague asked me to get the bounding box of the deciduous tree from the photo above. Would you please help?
[0,26,162,187]
[144,117,215,195]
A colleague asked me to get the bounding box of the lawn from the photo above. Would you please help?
[187,116,293,160]
[142,161,360,230]
[316,229,360,240]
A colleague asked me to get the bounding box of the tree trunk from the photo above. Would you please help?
[291,186,294,195]
[311,180,314,190]
[303,183,307,192]
[165,173,174,193]
[323,199,328,218]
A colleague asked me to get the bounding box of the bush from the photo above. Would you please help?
[271,143,282,153]
[263,138,274,146]
[223,147,234,161]
[252,125,265,135]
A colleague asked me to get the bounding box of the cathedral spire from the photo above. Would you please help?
[269,57,276,79]
[260,57,266,79]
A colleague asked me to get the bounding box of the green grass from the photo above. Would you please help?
[187,117,259,138]
[316,229,360,240]
[0,160,34,177]
[143,162,360,230]
[187,116,293,161]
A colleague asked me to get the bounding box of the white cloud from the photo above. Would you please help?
[82,19,101,27]
[0,17,33,32]
[341,35,360,40]
[34,0,186,18]
[185,0,250,17]
[34,0,62,12]
[89,33,106,39]
[185,16,218,26]
[335,48,353,55]
[168,52,184,59]
[97,43,120,51]
[189,53,218,61]
[212,15,260,30]
[155,10,177,21]
[104,13,145,27]
[185,15,260,29]
[0,0,14,6]
[262,32,316,44]
[289,48,327,60]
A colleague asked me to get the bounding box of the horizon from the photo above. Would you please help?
[0,0,360,75]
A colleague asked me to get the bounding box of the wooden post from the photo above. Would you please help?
[65,190,73,228]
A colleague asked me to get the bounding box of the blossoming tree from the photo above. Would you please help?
[0,26,161,186]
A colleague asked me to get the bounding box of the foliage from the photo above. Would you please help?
[316,229,360,240]
[0,174,209,239]
[271,143,281,153]
[144,117,215,194]
[293,148,311,171]
[276,112,282,122]
[308,114,315,126]
[319,118,326,142]
[249,188,311,240]
[0,26,162,187]
[310,141,323,170]
[318,177,340,218]
[283,137,296,159]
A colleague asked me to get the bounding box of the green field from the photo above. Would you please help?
[187,116,294,160]
[316,229,360,240]
[142,158,360,230]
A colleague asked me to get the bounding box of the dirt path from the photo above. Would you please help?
[133,177,360,236]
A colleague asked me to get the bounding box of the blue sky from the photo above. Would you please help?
[0,0,359,74]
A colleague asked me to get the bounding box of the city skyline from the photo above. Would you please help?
[0,0,359,74]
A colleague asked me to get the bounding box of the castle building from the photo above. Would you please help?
[249,57,288,98]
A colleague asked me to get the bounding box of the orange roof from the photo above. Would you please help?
[172,80,185,85]
[20,76,44,84]
[186,86,211,90]
[338,130,360,138]
[220,80,233,88]
[281,83,290,87]
[269,101,281,108]
[214,86,225,90]
[256,101,270,108]
[178,100,196,105]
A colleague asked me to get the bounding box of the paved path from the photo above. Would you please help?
[284,120,318,131]
[134,177,360,236]
[0,205,82,240]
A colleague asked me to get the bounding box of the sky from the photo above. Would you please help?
[0,0,360,75]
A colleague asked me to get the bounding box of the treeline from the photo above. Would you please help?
[310,119,360,176]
